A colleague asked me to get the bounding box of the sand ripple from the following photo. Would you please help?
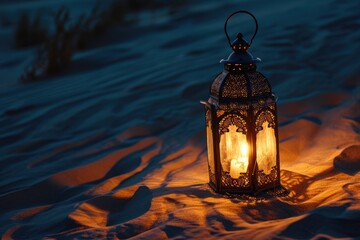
[0,0,360,239]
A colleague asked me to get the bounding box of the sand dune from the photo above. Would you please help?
[0,0,359,239]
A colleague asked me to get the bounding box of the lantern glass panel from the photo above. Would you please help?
[256,121,277,174]
[220,125,249,178]
[206,121,215,174]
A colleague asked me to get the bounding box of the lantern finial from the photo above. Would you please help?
[231,33,250,52]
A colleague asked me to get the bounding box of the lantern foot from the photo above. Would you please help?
[207,182,218,193]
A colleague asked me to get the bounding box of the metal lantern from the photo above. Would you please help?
[202,11,280,194]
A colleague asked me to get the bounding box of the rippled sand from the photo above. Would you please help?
[0,0,359,239]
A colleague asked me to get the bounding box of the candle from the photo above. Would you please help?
[230,157,247,178]
[229,143,249,178]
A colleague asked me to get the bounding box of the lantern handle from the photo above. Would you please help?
[224,10,258,48]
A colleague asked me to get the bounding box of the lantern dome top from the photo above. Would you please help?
[209,71,273,106]
[220,33,261,65]
[208,10,274,107]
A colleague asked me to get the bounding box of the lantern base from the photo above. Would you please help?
[208,181,217,193]
[209,181,287,198]
[208,179,282,196]
[225,185,288,199]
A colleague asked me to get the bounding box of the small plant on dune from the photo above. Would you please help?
[20,0,189,83]
[20,4,105,82]
[21,7,84,82]
[46,7,75,74]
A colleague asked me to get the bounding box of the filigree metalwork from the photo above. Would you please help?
[221,74,247,99]
[219,102,249,115]
[252,102,263,117]
[255,110,275,132]
[257,166,278,186]
[225,63,256,72]
[246,71,271,97]
[252,98,276,116]
[236,105,249,117]
[211,72,228,98]
[221,172,250,188]
[219,114,247,135]
[210,64,272,104]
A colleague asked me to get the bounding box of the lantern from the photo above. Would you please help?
[202,11,280,194]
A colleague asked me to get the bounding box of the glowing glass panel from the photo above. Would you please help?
[206,122,215,173]
[256,121,276,174]
[220,125,249,178]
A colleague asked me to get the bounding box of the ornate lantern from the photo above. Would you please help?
[202,11,280,194]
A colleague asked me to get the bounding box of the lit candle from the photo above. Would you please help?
[229,143,249,178]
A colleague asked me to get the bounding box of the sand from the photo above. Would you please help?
[0,0,359,239]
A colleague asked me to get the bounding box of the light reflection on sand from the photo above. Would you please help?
[0,0,360,239]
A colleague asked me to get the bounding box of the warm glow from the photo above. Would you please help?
[220,125,249,178]
[241,142,248,156]
[206,122,215,173]
[256,121,276,174]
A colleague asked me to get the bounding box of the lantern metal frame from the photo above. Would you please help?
[202,11,281,195]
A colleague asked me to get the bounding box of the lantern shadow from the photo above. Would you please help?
[279,167,341,205]
[279,169,311,204]
[151,168,314,206]
[153,183,223,200]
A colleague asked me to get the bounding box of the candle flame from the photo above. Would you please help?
[241,142,248,156]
